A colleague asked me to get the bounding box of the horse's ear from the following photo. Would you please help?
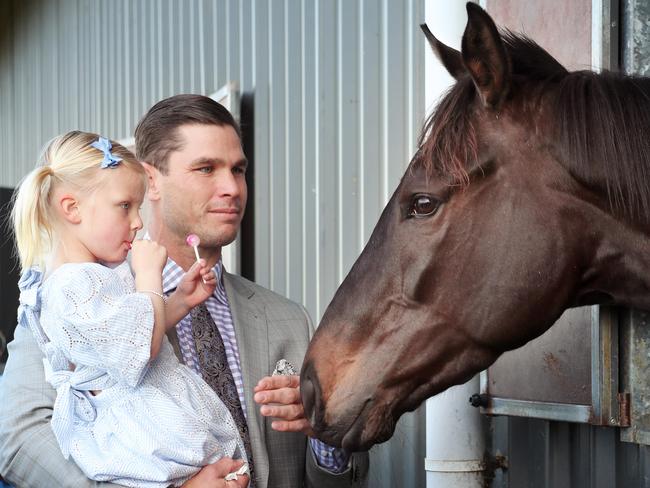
[461,3,511,109]
[420,24,466,80]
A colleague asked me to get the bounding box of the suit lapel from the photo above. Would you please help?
[223,272,270,487]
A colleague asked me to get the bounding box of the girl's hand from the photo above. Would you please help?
[176,259,217,308]
[130,240,168,276]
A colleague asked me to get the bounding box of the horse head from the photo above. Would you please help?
[301,3,650,451]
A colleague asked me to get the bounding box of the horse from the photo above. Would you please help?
[300,2,650,452]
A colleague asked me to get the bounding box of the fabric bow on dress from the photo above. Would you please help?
[18,267,44,339]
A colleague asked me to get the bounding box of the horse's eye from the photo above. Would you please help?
[409,194,439,218]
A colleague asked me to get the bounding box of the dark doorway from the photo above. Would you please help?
[0,187,19,367]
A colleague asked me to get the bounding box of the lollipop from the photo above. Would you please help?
[186,234,201,263]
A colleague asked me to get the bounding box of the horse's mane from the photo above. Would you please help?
[419,31,650,223]
[555,71,650,222]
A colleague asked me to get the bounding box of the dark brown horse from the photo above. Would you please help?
[301,3,650,451]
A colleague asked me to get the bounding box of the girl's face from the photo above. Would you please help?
[76,166,146,265]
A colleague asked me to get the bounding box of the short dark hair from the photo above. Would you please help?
[134,94,241,174]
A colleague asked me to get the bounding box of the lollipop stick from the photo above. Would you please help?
[186,234,207,283]
[195,247,207,284]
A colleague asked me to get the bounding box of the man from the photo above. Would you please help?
[0,95,368,488]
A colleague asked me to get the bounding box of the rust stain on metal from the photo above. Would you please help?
[482,452,508,488]
[618,392,631,427]
[542,352,562,375]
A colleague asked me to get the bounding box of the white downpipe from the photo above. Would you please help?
[425,378,485,487]
[424,2,486,487]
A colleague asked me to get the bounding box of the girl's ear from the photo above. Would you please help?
[59,195,81,224]
[141,162,161,201]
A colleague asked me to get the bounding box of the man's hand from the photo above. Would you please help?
[253,375,314,436]
[181,458,249,487]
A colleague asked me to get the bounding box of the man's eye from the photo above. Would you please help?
[408,194,439,218]
[198,166,213,174]
[120,202,130,209]
[233,166,246,175]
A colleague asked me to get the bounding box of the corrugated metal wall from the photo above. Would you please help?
[0,1,426,486]
[490,416,650,487]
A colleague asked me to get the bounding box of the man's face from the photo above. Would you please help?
[157,123,248,250]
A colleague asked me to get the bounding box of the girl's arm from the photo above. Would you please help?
[131,240,169,360]
[134,267,167,360]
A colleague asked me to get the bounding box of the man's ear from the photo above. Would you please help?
[141,162,161,201]
[59,195,81,224]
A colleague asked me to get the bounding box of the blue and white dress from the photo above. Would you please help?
[18,262,246,488]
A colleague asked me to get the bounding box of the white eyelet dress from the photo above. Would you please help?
[17,262,246,488]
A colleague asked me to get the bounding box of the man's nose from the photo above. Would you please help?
[215,170,241,197]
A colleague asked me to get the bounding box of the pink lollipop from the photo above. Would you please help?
[186,234,201,263]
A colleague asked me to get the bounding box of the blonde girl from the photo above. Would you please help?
[12,131,246,487]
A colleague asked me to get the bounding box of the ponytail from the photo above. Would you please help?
[12,165,56,271]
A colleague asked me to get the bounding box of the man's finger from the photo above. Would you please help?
[270,419,314,436]
[254,374,300,392]
[210,457,241,476]
[254,386,301,405]
[181,458,244,486]
[260,403,304,420]
[223,475,249,488]
[235,474,250,487]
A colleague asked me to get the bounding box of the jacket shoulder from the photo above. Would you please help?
[225,273,309,319]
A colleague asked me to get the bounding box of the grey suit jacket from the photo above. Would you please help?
[0,272,368,488]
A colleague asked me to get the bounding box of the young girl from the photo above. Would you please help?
[12,131,246,487]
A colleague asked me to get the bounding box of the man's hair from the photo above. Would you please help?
[134,94,241,174]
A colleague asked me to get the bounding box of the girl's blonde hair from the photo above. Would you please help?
[12,130,145,272]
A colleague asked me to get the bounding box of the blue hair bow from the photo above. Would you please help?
[90,137,123,168]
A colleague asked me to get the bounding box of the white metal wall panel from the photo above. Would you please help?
[0,1,425,486]
[1,0,423,306]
